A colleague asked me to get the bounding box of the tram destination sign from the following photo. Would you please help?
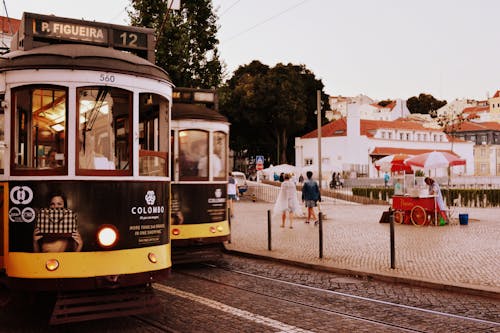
[15,12,154,61]
[32,19,109,45]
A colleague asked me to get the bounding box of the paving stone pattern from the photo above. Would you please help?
[226,197,500,295]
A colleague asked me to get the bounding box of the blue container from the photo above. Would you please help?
[459,214,469,225]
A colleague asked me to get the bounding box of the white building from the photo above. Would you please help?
[327,94,410,122]
[295,106,474,181]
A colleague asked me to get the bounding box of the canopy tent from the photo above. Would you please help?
[258,164,299,180]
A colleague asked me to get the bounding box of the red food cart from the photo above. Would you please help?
[391,195,439,226]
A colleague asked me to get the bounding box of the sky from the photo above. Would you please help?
[4,0,500,102]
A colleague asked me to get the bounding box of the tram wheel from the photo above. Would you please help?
[393,210,405,224]
[411,205,427,226]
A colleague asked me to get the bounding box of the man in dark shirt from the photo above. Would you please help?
[301,171,321,225]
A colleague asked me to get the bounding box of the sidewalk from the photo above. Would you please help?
[225,197,500,297]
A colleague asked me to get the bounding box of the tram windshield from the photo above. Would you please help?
[179,130,208,179]
[178,129,226,180]
[77,86,131,174]
[12,86,67,174]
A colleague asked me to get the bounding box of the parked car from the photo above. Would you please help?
[231,171,248,195]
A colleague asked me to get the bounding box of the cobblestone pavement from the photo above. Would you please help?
[157,259,500,332]
[225,197,500,296]
[215,255,499,324]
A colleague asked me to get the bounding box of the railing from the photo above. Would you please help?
[248,179,500,207]
[247,180,388,205]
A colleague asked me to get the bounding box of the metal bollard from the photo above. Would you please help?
[267,209,272,251]
[318,212,323,259]
[390,213,395,269]
[228,208,231,244]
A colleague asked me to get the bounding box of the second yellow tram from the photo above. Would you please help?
[170,88,231,263]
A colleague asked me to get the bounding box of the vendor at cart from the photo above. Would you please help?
[424,177,448,224]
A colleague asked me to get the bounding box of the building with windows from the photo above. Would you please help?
[294,106,474,181]
[452,121,500,176]
[327,95,410,122]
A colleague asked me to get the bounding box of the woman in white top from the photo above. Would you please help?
[273,173,301,229]
[425,177,448,224]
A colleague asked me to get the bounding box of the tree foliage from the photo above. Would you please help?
[406,93,447,117]
[128,0,222,88]
[219,61,329,165]
[377,100,392,107]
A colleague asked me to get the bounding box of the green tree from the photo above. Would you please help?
[128,0,223,88]
[406,93,447,117]
[378,99,393,107]
[219,61,328,165]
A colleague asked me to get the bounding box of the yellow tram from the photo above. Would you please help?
[0,13,172,324]
[170,87,231,263]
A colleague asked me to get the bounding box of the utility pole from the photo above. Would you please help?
[317,90,322,188]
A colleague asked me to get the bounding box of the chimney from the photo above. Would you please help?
[346,104,360,138]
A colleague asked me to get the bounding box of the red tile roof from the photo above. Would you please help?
[454,121,500,132]
[302,117,442,139]
[0,16,21,35]
[493,90,500,98]
[463,106,489,113]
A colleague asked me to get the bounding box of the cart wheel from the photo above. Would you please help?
[393,210,404,224]
[411,205,427,226]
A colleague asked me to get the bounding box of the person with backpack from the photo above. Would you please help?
[302,171,321,225]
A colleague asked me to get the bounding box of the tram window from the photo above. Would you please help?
[139,93,169,177]
[12,86,67,174]
[179,130,208,180]
[213,131,227,180]
[77,87,132,175]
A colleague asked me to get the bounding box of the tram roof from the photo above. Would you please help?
[172,103,228,122]
[0,43,172,83]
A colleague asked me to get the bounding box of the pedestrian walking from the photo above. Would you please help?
[298,174,304,183]
[227,172,238,217]
[273,173,301,229]
[384,172,390,188]
[301,171,321,225]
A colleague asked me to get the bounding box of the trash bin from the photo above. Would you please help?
[459,213,469,225]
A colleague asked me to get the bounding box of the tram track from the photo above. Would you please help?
[131,314,182,333]
[157,262,500,332]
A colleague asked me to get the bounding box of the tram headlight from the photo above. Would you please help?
[97,224,119,249]
[148,252,158,263]
[209,226,216,233]
[172,228,180,236]
[216,225,224,232]
[45,259,59,271]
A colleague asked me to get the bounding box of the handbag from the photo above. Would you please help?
[37,208,77,237]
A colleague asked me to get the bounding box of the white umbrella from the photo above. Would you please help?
[405,151,466,169]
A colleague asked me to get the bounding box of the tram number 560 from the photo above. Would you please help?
[99,74,115,83]
[119,32,138,47]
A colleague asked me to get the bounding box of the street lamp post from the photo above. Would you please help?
[317,90,322,189]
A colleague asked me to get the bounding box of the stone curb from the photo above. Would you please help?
[223,248,500,300]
